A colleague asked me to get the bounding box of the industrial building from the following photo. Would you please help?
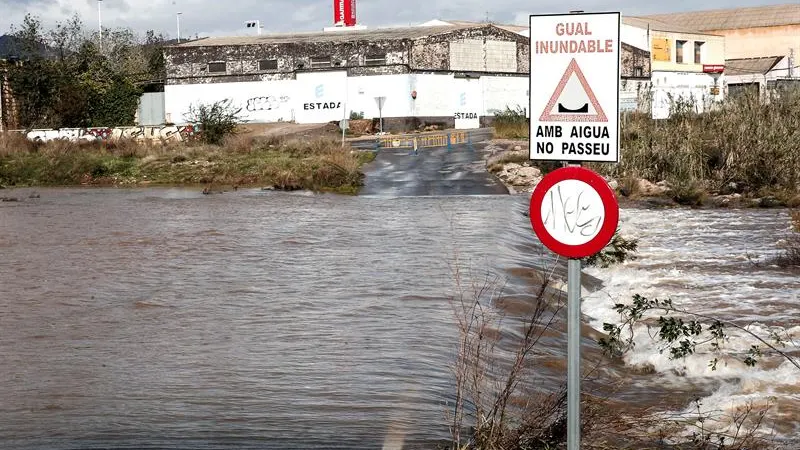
[725,56,798,96]
[164,18,651,129]
[642,4,800,96]
[164,23,530,130]
[643,4,800,61]
[620,16,726,118]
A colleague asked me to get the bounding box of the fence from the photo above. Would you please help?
[373,130,473,153]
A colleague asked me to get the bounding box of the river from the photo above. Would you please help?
[1,186,798,448]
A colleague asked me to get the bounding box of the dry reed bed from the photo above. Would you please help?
[493,88,800,203]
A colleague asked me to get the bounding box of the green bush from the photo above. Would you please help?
[184,99,243,146]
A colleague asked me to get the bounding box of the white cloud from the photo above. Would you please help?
[0,0,787,39]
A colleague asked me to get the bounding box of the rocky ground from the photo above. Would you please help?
[483,139,800,208]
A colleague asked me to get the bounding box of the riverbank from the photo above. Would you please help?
[490,87,800,207]
[0,133,374,195]
[485,139,800,208]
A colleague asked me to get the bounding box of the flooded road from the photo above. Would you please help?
[0,187,539,449]
[1,185,798,448]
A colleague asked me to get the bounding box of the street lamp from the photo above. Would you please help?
[245,20,262,35]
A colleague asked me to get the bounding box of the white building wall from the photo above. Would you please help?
[294,71,349,124]
[164,80,296,125]
[347,74,413,119]
[165,73,529,126]
[453,78,482,129]
[482,76,528,116]
[650,71,724,119]
[411,74,455,117]
[620,24,649,52]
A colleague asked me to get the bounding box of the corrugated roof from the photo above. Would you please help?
[643,4,800,31]
[622,16,721,35]
[444,20,528,33]
[170,24,484,47]
[725,56,784,76]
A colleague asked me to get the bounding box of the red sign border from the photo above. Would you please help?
[529,166,619,259]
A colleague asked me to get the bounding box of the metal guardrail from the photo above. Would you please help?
[373,130,474,154]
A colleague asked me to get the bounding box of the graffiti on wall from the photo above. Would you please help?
[246,95,290,112]
[22,124,201,143]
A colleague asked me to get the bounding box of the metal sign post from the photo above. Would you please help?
[528,166,619,450]
[374,96,386,134]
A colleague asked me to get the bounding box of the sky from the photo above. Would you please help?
[0,0,789,39]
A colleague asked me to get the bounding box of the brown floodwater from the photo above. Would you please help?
[1,187,797,448]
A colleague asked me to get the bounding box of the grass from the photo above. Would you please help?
[595,87,800,201]
[0,132,374,194]
[493,106,530,140]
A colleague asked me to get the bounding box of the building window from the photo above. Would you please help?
[633,66,643,77]
[208,62,226,73]
[258,59,278,71]
[310,56,331,69]
[365,53,386,66]
[676,40,686,63]
[694,42,704,64]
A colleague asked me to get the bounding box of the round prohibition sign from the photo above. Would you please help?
[529,166,619,259]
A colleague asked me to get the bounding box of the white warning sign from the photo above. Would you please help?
[529,12,620,163]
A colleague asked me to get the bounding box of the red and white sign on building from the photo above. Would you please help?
[333,0,357,27]
[529,12,621,163]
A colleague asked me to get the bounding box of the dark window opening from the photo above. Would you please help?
[259,59,278,71]
[633,66,643,77]
[676,40,686,63]
[694,42,704,64]
[208,62,226,73]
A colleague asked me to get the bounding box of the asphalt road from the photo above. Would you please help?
[358,143,509,196]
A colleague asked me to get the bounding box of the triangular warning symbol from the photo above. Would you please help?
[540,58,607,122]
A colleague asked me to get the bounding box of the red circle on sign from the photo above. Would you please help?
[529,166,619,259]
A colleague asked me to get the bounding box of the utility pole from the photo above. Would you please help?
[177,12,182,43]
[98,0,103,52]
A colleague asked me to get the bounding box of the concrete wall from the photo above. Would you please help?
[165,25,529,86]
[706,25,800,60]
[17,124,200,142]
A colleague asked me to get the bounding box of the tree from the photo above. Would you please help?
[5,14,159,129]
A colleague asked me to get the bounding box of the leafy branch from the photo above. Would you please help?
[599,294,800,371]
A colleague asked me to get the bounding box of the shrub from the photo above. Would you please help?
[583,230,639,268]
[349,111,364,120]
[184,99,243,146]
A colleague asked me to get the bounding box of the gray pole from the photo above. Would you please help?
[567,258,581,450]
[177,12,182,43]
[98,0,103,53]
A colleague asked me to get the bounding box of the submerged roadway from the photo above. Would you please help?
[355,131,509,197]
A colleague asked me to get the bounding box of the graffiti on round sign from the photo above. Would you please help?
[540,179,605,246]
